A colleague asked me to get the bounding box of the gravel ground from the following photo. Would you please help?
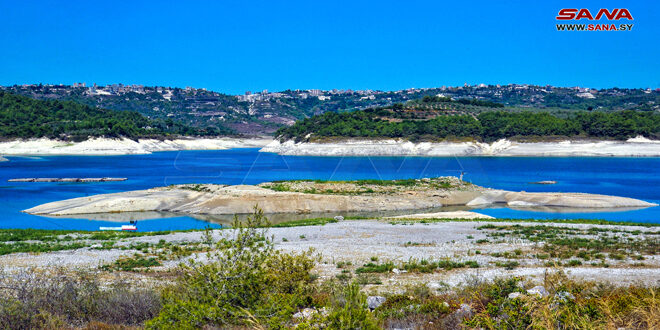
[1,220,658,287]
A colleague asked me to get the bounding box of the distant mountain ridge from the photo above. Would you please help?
[2,83,659,135]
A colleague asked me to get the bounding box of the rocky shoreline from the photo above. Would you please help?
[260,137,660,157]
[0,137,271,156]
[2,136,660,157]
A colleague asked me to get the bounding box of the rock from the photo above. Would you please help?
[293,308,317,319]
[367,296,386,310]
[555,291,575,302]
[392,268,401,274]
[527,286,549,298]
[508,292,523,299]
[427,282,446,290]
[453,303,473,320]
[467,190,657,208]
[333,215,344,221]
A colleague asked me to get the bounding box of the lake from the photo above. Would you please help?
[0,149,658,231]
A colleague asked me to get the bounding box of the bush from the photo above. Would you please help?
[0,269,160,328]
[146,206,317,329]
[326,282,379,329]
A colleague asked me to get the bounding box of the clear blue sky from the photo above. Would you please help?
[0,0,658,94]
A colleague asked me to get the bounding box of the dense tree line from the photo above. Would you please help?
[0,92,232,140]
[418,95,504,108]
[277,108,660,142]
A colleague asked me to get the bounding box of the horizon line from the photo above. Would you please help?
[2,82,659,96]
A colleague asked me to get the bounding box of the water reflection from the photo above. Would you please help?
[32,203,653,228]
[35,206,474,226]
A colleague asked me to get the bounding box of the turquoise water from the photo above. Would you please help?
[0,149,658,231]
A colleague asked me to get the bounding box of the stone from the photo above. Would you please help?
[367,296,386,310]
[333,215,344,221]
[392,268,401,274]
[527,286,549,298]
[555,291,575,302]
[293,308,317,319]
[453,303,473,320]
[508,292,523,299]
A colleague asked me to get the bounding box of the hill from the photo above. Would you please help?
[275,97,660,142]
[3,84,659,135]
[0,91,231,140]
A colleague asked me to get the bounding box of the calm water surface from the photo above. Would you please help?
[0,149,658,231]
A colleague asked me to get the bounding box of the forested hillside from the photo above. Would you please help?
[276,99,660,142]
[4,84,659,135]
[0,92,231,140]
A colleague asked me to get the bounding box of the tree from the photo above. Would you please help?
[146,207,317,329]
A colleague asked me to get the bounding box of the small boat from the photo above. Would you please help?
[120,224,138,231]
[100,220,138,231]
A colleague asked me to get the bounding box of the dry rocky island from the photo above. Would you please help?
[24,177,656,217]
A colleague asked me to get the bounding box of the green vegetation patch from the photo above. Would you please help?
[478,224,659,261]
[272,217,339,227]
[0,241,88,255]
[355,258,479,274]
[101,254,162,272]
[0,228,200,256]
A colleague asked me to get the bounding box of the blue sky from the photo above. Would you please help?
[0,1,658,94]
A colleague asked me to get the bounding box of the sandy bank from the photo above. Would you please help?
[260,136,660,157]
[0,137,272,156]
[385,211,494,220]
[24,180,656,217]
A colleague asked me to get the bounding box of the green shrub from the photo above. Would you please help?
[326,282,378,329]
[101,254,161,272]
[146,206,317,329]
[356,262,395,274]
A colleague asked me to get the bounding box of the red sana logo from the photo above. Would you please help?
[556,9,633,20]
